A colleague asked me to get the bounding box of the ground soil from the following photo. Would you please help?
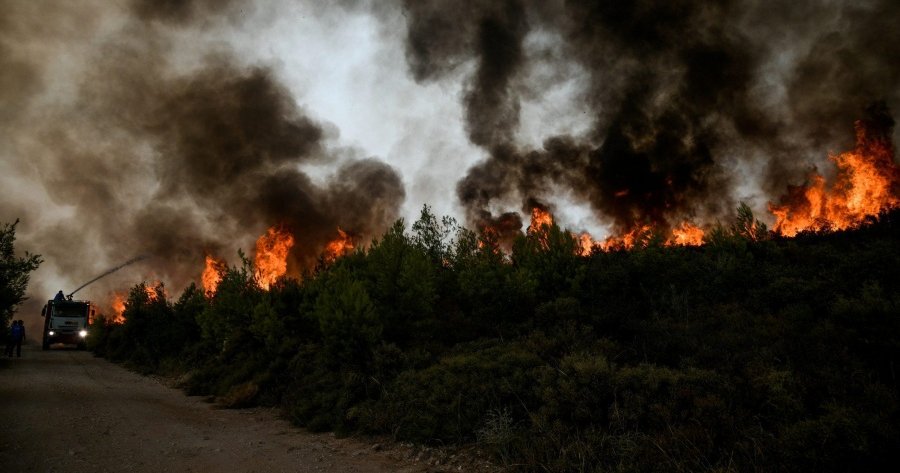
[0,343,496,473]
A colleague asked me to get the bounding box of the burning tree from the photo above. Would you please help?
[201,255,227,296]
[254,225,295,290]
[323,228,356,264]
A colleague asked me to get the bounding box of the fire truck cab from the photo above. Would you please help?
[41,298,94,350]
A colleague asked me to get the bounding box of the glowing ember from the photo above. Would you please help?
[323,228,355,263]
[768,117,899,236]
[201,255,226,295]
[668,222,705,246]
[254,225,294,290]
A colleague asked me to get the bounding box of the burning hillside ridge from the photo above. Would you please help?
[102,106,898,322]
[201,225,358,296]
[7,1,899,332]
[769,103,900,236]
[106,224,361,322]
[514,206,705,255]
[475,105,899,254]
[399,0,900,258]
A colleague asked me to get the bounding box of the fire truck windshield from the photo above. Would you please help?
[53,305,87,317]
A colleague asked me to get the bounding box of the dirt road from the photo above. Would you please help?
[0,344,427,473]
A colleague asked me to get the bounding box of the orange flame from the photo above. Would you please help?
[769,119,899,236]
[668,221,705,246]
[106,283,162,323]
[201,255,226,295]
[144,281,165,301]
[524,207,704,254]
[477,226,501,253]
[576,232,594,255]
[528,207,553,234]
[323,228,355,263]
[598,225,652,252]
[527,207,554,249]
[109,292,126,324]
[254,225,294,290]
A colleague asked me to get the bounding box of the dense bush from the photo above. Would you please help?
[91,205,900,472]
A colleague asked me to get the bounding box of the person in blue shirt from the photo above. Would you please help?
[7,320,25,358]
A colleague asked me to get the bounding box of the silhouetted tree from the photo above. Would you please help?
[0,219,42,328]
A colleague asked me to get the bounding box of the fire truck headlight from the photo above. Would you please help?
[79,330,88,338]
[48,330,55,336]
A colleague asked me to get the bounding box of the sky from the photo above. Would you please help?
[1,0,899,320]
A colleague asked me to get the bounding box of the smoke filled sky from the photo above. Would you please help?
[2,0,899,312]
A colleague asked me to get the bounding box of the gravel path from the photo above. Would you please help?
[0,343,427,473]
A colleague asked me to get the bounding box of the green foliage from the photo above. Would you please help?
[372,341,541,443]
[362,219,438,344]
[250,278,314,355]
[88,281,202,374]
[314,267,382,366]
[88,206,900,472]
[512,221,580,302]
[0,219,42,328]
[197,257,261,349]
[411,204,456,263]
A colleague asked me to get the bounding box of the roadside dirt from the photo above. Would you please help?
[0,343,494,473]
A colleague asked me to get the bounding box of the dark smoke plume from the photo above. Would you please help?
[0,1,405,306]
[402,0,900,233]
[463,2,527,148]
[88,51,405,284]
[3,0,899,317]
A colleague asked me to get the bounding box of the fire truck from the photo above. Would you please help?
[38,255,145,350]
[41,297,95,350]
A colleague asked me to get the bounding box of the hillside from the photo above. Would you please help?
[90,206,900,472]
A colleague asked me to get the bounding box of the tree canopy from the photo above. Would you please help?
[1,219,42,327]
